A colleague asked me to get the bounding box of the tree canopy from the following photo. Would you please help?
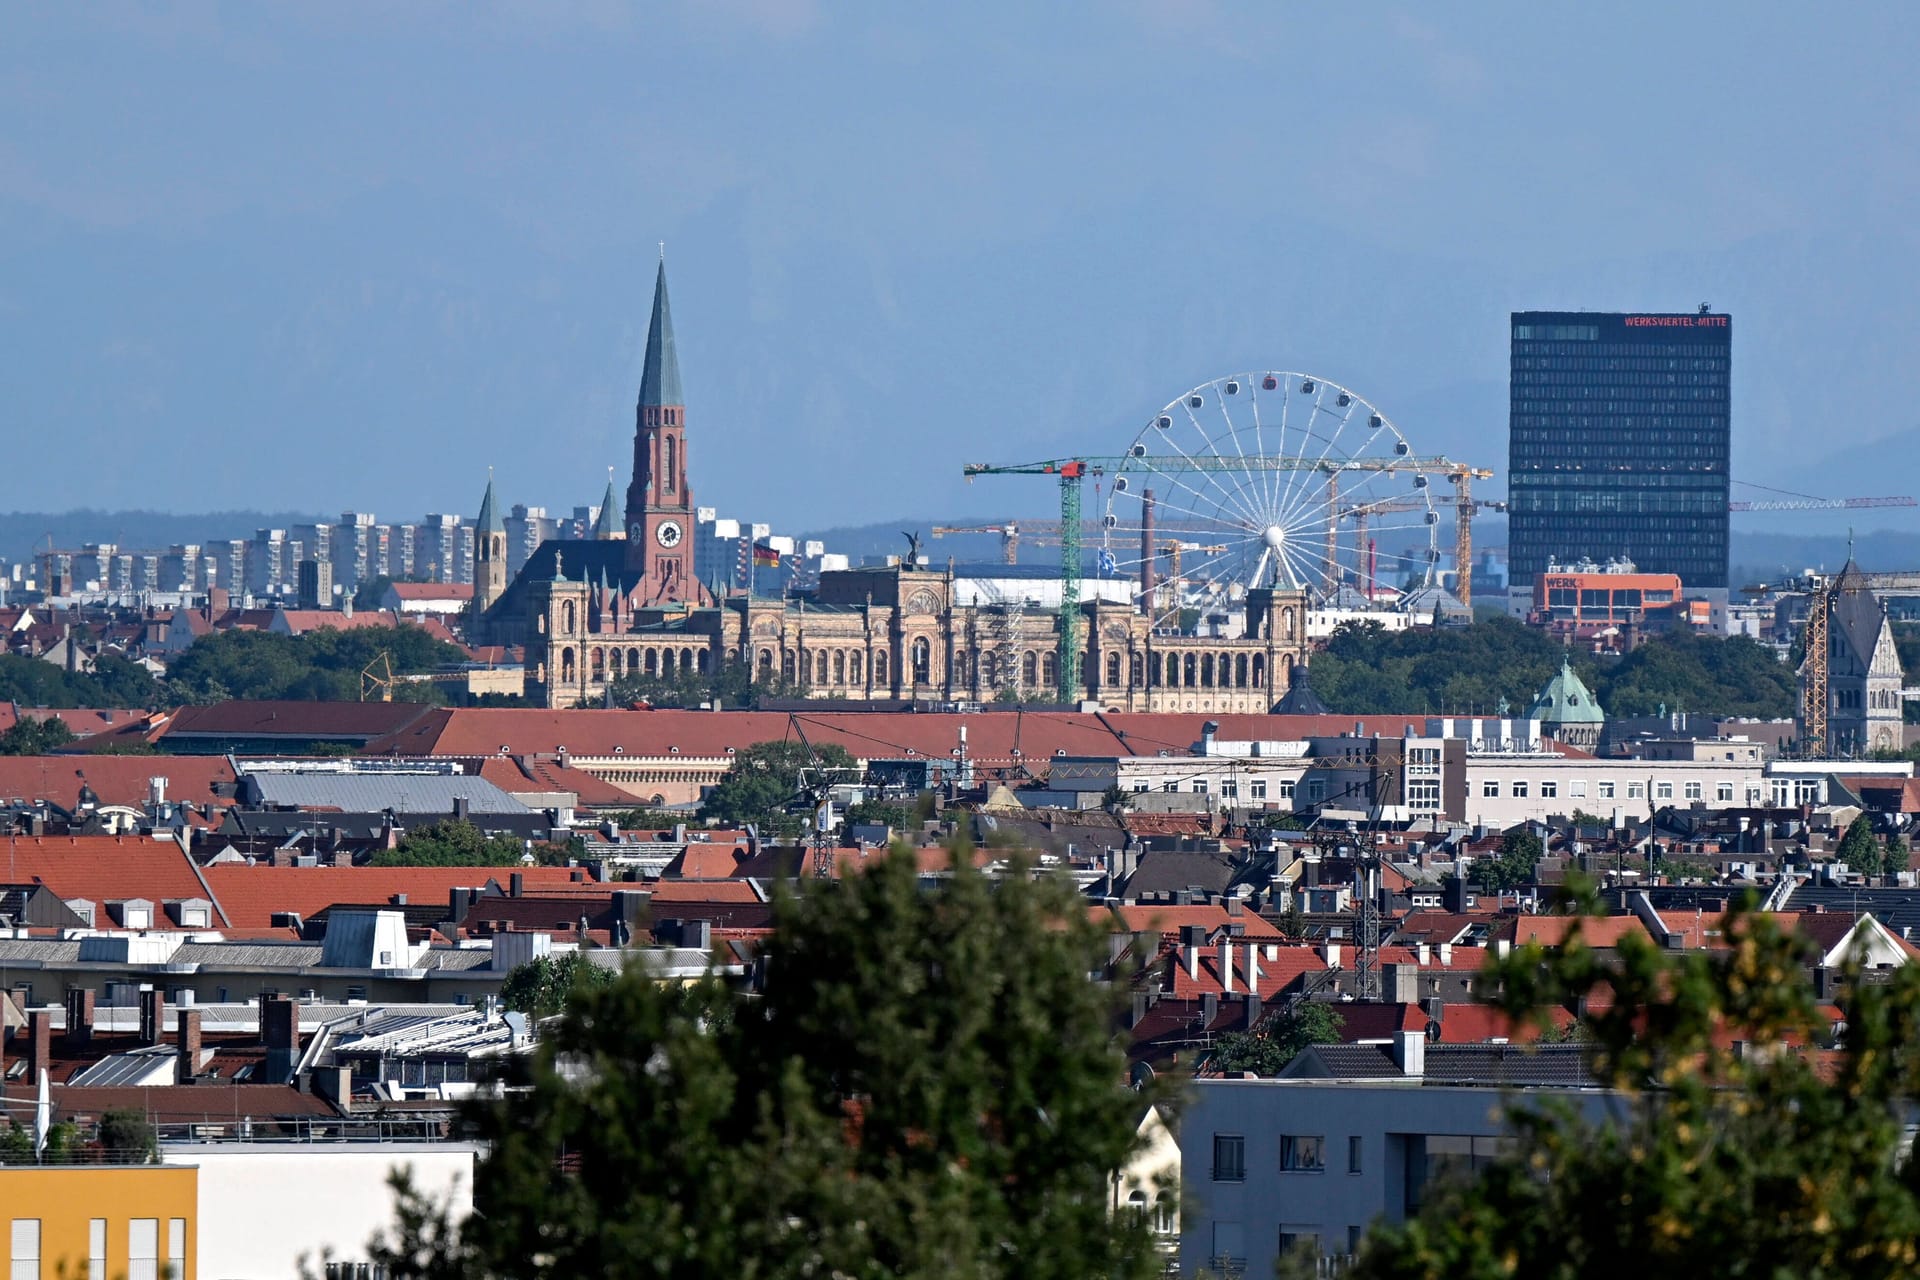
[1210,1003,1344,1075]
[369,849,1165,1280]
[1474,827,1543,892]
[0,714,76,756]
[1837,813,1882,877]
[498,952,619,1019]
[369,820,527,868]
[1305,618,1794,719]
[165,625,466,705]
[1351,885,1920,1280]
[0,651,164,711]
[697,738,858,832]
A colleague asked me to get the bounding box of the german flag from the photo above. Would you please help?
[753,542,780,568]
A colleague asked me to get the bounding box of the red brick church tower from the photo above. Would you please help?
[624,256,702,606]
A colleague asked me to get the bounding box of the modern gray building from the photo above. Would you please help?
[1509,310,1732,591]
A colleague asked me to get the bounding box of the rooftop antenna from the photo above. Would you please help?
[659,241,665,261]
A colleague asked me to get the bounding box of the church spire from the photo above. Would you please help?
[638,257,683,409]
[476,468,503,535]
[593,471,620,540]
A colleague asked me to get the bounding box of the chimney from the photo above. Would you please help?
[27,1009,52,1084]
[1243,993,1264,1030]
[176,1009,202,1083]
[1130,991,1150,1029]
[1422,995,1445,1028]
[139,987,165,1046]
[1220,940,1235,995]
[453,795,471,823]
[1415,942,1430,966]
[260,994,300,1084]
[1326,942,1342,970]
[1201,992,1219,1028]
[510,872,524,898]
[1438,943,1452,967]
[64,988,95,1048]
[1392,1027,1426,1076]
[448,887,470,926]
[1245,945,1262,993]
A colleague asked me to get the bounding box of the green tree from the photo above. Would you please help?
[1351,885,1920,1280]
[1888,831,1910,875]
[499,952,619,1019]
[697,739,858,832]
[1837,813,1882,877]
[165,625,466,704]
[371,820,527,867]
[0,652,163,711]
[96,1108,159,1163]
[368,849,1165,1280]
[1210,1003,1345,1075]
[0,715,76,755]
[1476,828,1543,891]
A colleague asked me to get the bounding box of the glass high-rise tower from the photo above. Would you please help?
[1508,310,1731,590]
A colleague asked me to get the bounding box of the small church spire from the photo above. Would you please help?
[593,470,621,540]
[476,467,503,535]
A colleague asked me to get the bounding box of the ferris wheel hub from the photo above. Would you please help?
[1261,524,1286,551]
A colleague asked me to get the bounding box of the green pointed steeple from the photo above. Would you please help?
[592,475,620,539]
[638,256,683,408]
[476,470,503,535]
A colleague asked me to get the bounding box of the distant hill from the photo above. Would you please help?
[0,510,327,562]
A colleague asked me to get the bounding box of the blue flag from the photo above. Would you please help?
[1096,548,1117,577]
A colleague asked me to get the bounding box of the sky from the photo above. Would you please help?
[5,3,1920,543]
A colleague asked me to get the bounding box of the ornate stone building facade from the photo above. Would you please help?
[481,259,1310,710]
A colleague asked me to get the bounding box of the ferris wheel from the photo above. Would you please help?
[1098,372,1441,628]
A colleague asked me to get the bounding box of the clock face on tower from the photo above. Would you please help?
[655,519,684,549]
[628,523,644,542]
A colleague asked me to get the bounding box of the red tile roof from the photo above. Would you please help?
[273,609,405,635]
[368,708,1493,773]
[0,836,222,921]
[6,706,153,737]
[163,700,436,741]
[663,842,751,879]
[0,755,236,812]
[1165,942,1329,999]
[1433,1003,1573,1044]
[1109,903,1282,939]
[387,583,475,602]
[201,864,588,930]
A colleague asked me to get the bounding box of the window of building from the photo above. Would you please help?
[167,1220,185,1280]
[1512,781,1529,798]
[1279,1134,1325,1171]
[1278,1229,1321,1261]
[128,1220,158,1280]
[1250,780,1269,800]
[1570,781,1587,798]
[1685,781,1703,801]
[1627,782,1646,799]
[11,1220,40,1280]
[1275,780,1292,800]
[1540,781,1558,799]
[1306,780,1326,803]
[1656,782,1675,801]
[1132,781,1149,793]
[1348,1135,1363,1174]
[1407,779,1441,810]
[1153,1193,1175,1235]
[1193,779,1209,795]
[1212,1133,1246,1182]
[1483,780,1499,798]
[1162,781,1179,794]
[88,1220,105,1280]
[1221,781,1237,798]
[1598,781,1615,799]
[1211,1222,1246,1271]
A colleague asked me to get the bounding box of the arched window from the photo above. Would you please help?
[681,647,693,671]
[782,650,796,682]
[590,647,605,680]
[875,650,889,683]
[696,647,710,673]
[1106,651,1121,688]
[1183,653,1197,686]
[758,648,774,678]
[645,648,659,676]
[1201,654,1215,687]
[1022,650,1039,686]
[1042,651,1058,686]
[850,651,863,683]
[664,436,677,493]
[816,650,829,684]
[1281,607,1296,640]
[833,651,846,683]
[1130,652,1143,688]
[563,601,576,633]
[1252,654,1266,688]
[1127,1190,1148,1225]
[560,647,576,682]
[1235,653,1249,687]
[982,651,997,686]
[663,648,676,674]
[911,637,931,684]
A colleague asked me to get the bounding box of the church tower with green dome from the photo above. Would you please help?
[1528,656,1605,751]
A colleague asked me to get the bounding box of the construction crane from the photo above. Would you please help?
[1342,468,1502,606]
[359,651,398,702]
[1799,576,1834,758]
[1158,542,1229,616]
[930,523,1022,565]
[1730,492,1915,513]
[963,454,1476,700]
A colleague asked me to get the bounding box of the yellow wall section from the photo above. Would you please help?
[0,1165,198,1280]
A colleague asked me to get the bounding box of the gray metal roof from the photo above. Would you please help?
[242,772,533,815]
